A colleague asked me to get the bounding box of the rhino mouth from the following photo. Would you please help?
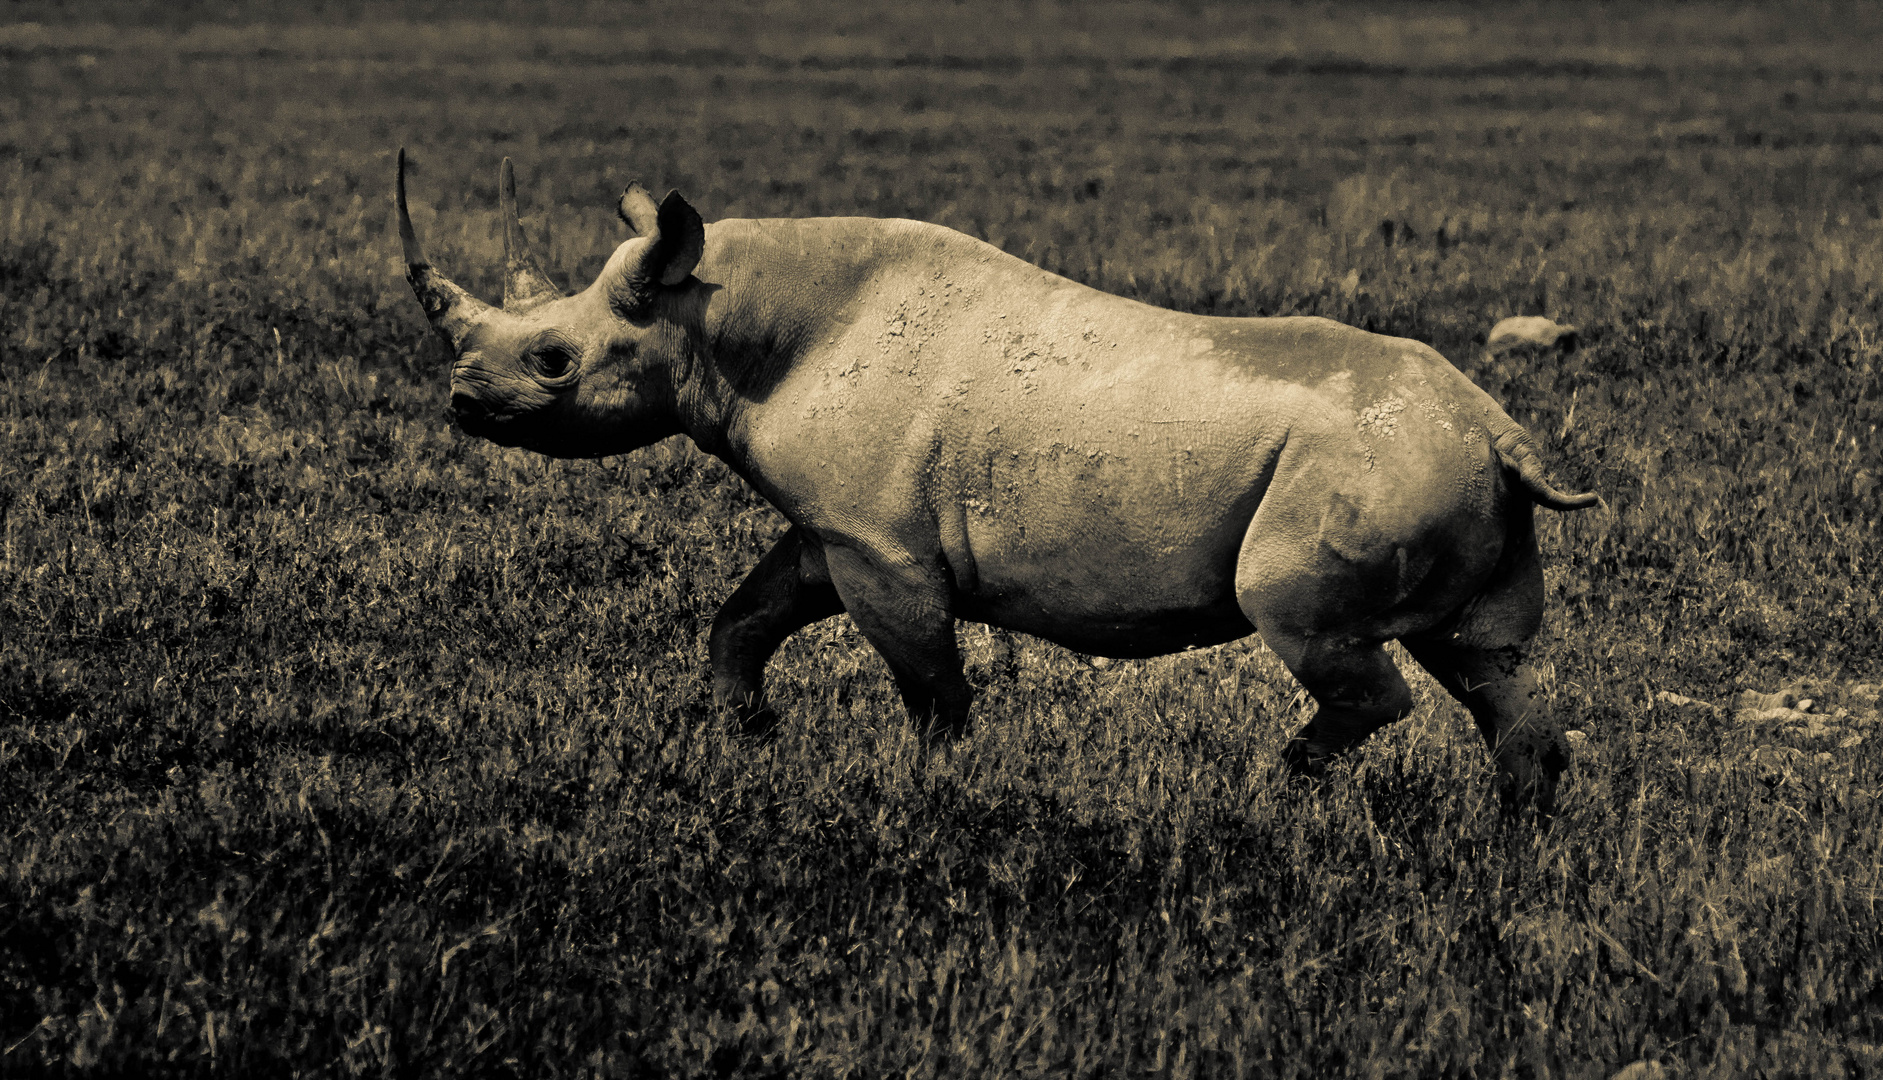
[448,402,598,456]
[447,398,528,446]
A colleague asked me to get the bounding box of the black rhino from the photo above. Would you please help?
[397,152,1598,809]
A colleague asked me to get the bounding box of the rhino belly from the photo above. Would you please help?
[958,592,1256,659]
[949,513,1259,657]
[939,419,1277,656]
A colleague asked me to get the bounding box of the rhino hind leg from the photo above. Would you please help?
[821,545,973,743]
[1234,502,1424,779]
[1400,511,1566,814]
[1237,462,1566,810]
[1271,635,1416,776]
[1401,634,1565,814]
[709,526,845,738]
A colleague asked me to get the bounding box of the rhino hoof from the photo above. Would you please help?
[918,717,972,748]
[1495,766,1561,821]
[735,705,783,741]
[1499,784,1557,822]
[1280,736,1332,780]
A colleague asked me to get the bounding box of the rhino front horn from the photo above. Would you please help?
[499,157,563,313]
[395,147,494,349]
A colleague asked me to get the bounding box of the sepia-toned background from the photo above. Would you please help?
[3,2,1880,1074]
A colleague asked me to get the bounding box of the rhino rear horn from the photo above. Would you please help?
[609,188,705,313]
[395,148,495,349]
[499,157,564,313]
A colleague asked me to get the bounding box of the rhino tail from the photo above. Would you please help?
[1490,421,1603,512]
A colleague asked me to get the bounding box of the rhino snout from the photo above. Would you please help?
[450,391,491,423]
[449,391,514,441]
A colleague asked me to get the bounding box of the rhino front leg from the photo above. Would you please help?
[821,545,972,743]
[709,525,845,737]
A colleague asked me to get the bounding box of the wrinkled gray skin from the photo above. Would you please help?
[398,152,1600,811]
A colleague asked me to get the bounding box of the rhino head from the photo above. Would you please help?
[396,149,706,458]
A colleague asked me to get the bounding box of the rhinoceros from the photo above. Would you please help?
[396,151,1599,809]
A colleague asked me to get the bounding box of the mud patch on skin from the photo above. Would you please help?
[878,279,961,376]
[1356,396,1407,438]
[1353,396,1409,473]
[996,329,1080,394]
[1461,424,1492,502]
[1419,399,1459,432]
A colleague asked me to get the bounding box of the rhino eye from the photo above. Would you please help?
[530,345,577,381]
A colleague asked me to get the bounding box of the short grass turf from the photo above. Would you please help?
[2,2,1882,1076]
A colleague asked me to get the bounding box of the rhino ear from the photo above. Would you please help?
[649,190,704,286]
[609,189,705,313]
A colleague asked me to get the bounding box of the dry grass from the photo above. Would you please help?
[2,3,1881,1076]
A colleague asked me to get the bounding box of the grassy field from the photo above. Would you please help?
[3,2,1882,1075]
